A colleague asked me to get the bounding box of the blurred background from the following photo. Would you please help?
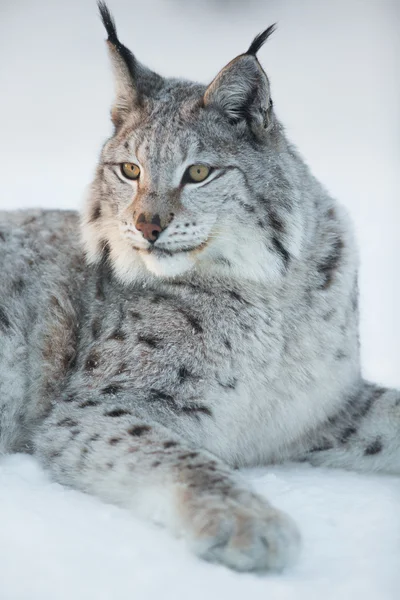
[0,0,399,386]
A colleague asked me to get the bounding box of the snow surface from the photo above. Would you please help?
[0,1,399,599]
[1,455,399,600]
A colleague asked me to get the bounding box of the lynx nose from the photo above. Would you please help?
[135,213,164,243]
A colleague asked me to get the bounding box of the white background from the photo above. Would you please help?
[0,1,399,599]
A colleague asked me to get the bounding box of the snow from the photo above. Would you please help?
[0,455,399,600]
[0,0,399,598]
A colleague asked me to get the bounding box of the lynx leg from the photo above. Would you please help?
[34,397,300,572]
[298,382,400,474]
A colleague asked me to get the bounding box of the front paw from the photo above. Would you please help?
[179,488,301,572]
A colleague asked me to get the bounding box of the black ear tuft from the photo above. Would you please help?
[98,2,136,79]
[98,2,118,45]
[247,24,277,56]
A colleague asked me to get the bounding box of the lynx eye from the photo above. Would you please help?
[121,163,140,180]
[185,164,211,184]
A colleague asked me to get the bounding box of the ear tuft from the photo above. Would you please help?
[98,2,118,44]
[246,24,277,56]
[97,2,163,127]
[98,2,136,81]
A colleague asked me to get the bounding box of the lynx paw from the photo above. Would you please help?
[181,489,300,572]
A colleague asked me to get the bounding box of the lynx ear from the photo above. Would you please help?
[203,26,276,130]
[98,2,163,127]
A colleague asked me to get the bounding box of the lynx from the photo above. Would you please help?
[0,2,398,572]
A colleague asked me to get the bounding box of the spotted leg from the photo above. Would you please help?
[298,382,400,473]
[33,396,300,572]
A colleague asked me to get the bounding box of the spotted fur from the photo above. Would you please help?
[0,3,399,574]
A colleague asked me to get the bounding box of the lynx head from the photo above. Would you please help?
[83,2,303,284]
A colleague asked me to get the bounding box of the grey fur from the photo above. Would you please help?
[0,4,399,572]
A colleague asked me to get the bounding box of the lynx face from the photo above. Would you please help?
[83,8,302,283]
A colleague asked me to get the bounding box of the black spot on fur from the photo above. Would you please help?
[57,418,78,428]
[85,351,100,371]
[137,334,159,348]
[309,442,334,452]
[215,255,232,267]
[257,219,266,229]
[228,290,248,304]
[96,276,105,301]
[79,400,100,408]
[239,321,251,333]
[240,202,256,213]
[91,318,101,339]
[336,350,347,360]
[340,427,357,444]
[12,278,26,294]
[62,393,76,403]
[109,437,121,445]
[223,338,232,350]
[116,362,128,375]
[186,471,232,495]
[108,329,127,341]
[102,384,123,395]
[151,292,172,304]
[95,245,111,293]
[129,311,142,321]
[218,378,237,390]
[327,208,335,219]
[105,408,131,417]
[178,452,198,460]
[152,461,161,467]
[271,237,290,269]
[90,434,100,442]
[269,210,285,233]
[181,405,213,418]
[0,307,11,333]
[356,385,385,420]
[128,425,151,437]
[178,366,190,383]
[164,441,178,449]
[177,308,203,334]
[149,389,175,404]
[323,309,336,321]
[90,202,102,222]
[317,237,344,289]
[64,349,77,372]
[364,439,383,456]
[332,385,386,441]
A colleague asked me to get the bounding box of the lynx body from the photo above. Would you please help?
[0,3,398,573]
